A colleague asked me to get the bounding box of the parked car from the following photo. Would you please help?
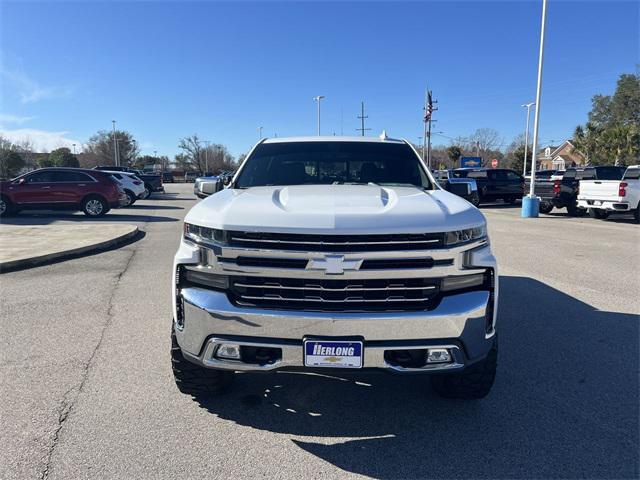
[577,165,640,222]
[104,171,146,206]
[0,168,126,217]
[162,171,174,183]
[452,168,524,205]
[194,176,219,199]
[525,170,561,214]
[551,166,626,216]
[433,170,480,206]
[184,171,199,183]
[172,136,498,400]
[94,166,164,199]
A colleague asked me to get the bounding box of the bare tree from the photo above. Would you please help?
[85,130,139,166]
[16,139,37,171]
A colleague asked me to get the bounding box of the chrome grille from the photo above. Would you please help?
[226,231,445,252]
[229,276,441,312]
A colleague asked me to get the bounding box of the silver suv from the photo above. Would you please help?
[172,136,498,399]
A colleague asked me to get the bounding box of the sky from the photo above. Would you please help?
[0,0,637,158]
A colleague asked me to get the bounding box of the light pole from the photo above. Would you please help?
[522,0,548,218]
[258,126,263,139]
[72,143,76,155]
[111,120,120,167]
[313,96,325,135]
[521,102,535,176]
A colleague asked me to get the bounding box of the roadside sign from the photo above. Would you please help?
[460,156,482,168]
[491,159,498,168]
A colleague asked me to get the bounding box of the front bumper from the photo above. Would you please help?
[175,287,495,373]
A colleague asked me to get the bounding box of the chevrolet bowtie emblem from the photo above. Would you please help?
[306,255,363,275]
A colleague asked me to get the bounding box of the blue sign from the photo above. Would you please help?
[460,156,482,168]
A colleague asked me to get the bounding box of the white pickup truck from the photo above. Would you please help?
[577,165,640,223]
[172,136,498,400]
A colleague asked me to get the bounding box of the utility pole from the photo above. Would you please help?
[521,102,535,176]
[356,101,371,136]
[111,120,120,167]
[72,143,76,155]
[258,126,263,140]
[423,90,438,169]
[201,141,211,174]
[313,96,325,135]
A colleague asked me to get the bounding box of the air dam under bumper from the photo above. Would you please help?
[174,287,495,373]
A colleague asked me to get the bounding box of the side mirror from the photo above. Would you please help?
[213,179,225,193]
[222,176,232,186]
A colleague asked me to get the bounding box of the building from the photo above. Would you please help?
[538,140,586,171]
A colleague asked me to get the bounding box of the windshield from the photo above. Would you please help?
[234,141,433,189]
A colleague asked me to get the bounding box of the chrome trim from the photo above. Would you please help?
[237,295,435,304]
[187,337,465,373]
[233,282,436,292]
[229,236,441,247]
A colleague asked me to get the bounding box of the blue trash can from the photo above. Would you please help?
[521,195,540,218]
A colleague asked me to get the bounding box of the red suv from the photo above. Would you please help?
[0,168,127,217]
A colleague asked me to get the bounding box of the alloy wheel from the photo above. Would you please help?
[86,199,104,216]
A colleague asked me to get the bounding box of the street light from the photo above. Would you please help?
[313,95,325,135]
[258,126,263,140]
[72,143,76,155]
[522,0,548,218]
[521,102,535,176]
[111,120,120,167]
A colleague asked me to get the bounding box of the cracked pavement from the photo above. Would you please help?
[1,184,638,479]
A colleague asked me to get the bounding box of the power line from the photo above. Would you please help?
[356,101,371,136]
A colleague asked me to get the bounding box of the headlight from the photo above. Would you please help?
[183,223,227,244]
[444,225,486,246]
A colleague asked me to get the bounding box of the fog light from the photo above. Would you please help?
[426,348,451,364]
[215,344,241,360]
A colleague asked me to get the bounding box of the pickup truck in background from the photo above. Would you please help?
[577,165,640,223]
[551,166,626,216]
[173,136,499,400]
[525,170,562,214]
[433,170,480,206]
[94,166,164,199]
[452,168,524,205]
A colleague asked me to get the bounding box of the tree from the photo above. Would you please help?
[177,135,237,173]
[0,150,25,179]
[574,72,640,166]
[505,135,532,174]
[446,145,462,166]
[48,147,79,167]
[85,130,139,166]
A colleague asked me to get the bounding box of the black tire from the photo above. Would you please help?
[431,339,497,400]
[566,199,585,217]
[171,324,234,396]
[539,202,553,214]
[588,208,609,219]
[140,185,152,200]
[81,196,109,217]
[124,190,136,206]
[504,196,517,205]
[0,195,13,217]
[470,192,481,207]
[634,207,639,224]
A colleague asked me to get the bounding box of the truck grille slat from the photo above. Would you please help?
[229,276,440,312]
[227,231,445,252]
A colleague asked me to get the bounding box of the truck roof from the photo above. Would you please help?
[262,135,406,145]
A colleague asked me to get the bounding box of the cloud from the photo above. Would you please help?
[0,128,82,152]
[0,113,35,125]
[1,68,73,104]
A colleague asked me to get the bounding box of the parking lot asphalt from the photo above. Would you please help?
[1,184,638,480]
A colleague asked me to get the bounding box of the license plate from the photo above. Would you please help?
[304,340,363,368]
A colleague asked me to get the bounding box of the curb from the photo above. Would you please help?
[0,226,140,273]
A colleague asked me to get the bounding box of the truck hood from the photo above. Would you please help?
[185,185,486,234]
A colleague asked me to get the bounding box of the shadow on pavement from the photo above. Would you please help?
[0,212,179,225]
[191,276,639,479]
[125,204,184,210]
